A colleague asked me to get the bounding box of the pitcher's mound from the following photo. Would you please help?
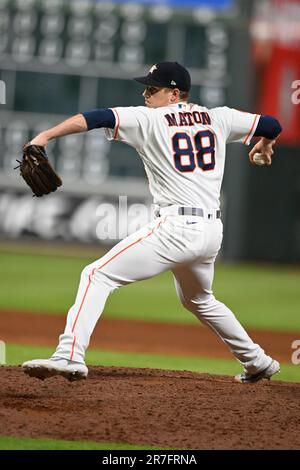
[1,365,299,449]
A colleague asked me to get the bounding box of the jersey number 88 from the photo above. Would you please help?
[172,130,215,172]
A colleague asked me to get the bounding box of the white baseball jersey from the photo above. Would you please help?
[51,102,273,377]
[105,103,259,209]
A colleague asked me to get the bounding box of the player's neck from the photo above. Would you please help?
[169,100,188,107]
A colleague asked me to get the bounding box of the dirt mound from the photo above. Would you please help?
[1,365,300,449]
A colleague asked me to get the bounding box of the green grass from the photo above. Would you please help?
[0,252,86,315]
[0,251,300,331]
[6,343,300,382]
[0,436,158,450]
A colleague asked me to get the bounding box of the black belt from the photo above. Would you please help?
[178,207,221,219]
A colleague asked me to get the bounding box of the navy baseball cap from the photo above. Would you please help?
[134,62,191,92]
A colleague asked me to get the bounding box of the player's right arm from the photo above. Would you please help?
[210,107,282,165]
[29,109,116,147]
[248,115,282,165]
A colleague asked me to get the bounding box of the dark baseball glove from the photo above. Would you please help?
[15,144,62,197]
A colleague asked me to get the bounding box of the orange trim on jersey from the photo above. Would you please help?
[243,114,258,145]
[113,108,120,140]
[69,217,167,359]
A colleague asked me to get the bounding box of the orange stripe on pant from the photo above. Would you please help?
[70,217,167,360]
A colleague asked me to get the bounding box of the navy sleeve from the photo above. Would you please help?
[82,108,116,130]
[254,115,282,140]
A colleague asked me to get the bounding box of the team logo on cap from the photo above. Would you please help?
[149,65,157,74]
[171,80,177,85]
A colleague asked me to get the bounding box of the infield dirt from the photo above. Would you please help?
[0,310,297,363]
[0,365,300,449]
[1,310,300,449]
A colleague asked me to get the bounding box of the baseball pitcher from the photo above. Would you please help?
[22,62,282,383]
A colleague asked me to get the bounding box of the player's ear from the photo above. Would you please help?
[170,88,180,102]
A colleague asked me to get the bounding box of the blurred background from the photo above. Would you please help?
[0,0,299,261]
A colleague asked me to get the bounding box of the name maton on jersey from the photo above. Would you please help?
[164,111,211,127]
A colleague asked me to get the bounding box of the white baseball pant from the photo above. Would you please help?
[54,206,272,373]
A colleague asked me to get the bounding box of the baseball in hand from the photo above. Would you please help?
[252,152,269,166]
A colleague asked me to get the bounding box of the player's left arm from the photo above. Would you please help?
[249,115,282,166]
[29,109,115,147]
